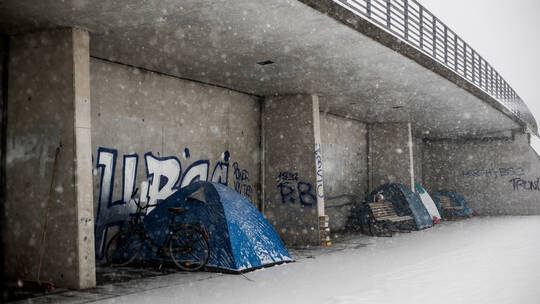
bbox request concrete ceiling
[0,0,520,138]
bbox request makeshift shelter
[366,183,433,229]
[432,190,473,217]
[141,181,293,273]
[414,183,442,221]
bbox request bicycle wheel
[105,230,143,267]
[169,226,209,271]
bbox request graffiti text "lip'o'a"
[94,147,233,259]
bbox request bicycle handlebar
[142,203,159,208]
[131,187,139,199]
[129,188,160,210]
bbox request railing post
[432,17,436,58]
[480,60,485,89]
[489,65,493,94]
[386,0,391,28]
[499,75,503,99]
[367,0,371,17]
[463,44,467,79]
[495,73,500,99]
[453,34,458,71]
[419,6,424,49]
[444,26,448,64]
[492,67,495,95]
[478,59,482,88]
[472,50,476,83]
[404,0,409,39]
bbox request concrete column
[4,28,95,289]
[263,94,325,246]
[368,122,415,191]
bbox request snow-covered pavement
[21,216,540,304]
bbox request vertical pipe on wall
[408,122,415,190]
[367,123,373,191]
[311,94,325,218]
[259,96,265,214]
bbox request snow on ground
[97,216,540,304]
[28,216,540,304]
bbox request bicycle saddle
[167,207,185,214]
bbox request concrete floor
[8,216,540,304]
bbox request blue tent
[141,181,293,272]
[366,183,433,229]
[432,190,473,217]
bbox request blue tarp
[366,183,433,229]
[141,181,292,272]
[432,190,473,217]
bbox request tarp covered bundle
[414,183,441,221]
[141,181,292,273]
[432,190,473,217]
[366,183,433,229]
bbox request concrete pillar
[368,122,415,191]
[263,94,326,246]
[4,28,95,289]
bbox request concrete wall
[90,59,261,259]
[368,122,414,190]
[320,113,367,232]
[4,29,95,289]
[263,95,323,246]
[423,133,540,215]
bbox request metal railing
[332,0,537,131]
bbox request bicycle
[105,189,210,271]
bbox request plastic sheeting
[414,183,442,220]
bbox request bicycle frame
[125,197,209,256]
[106,188,210,271]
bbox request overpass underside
[1,0,539,290]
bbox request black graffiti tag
[509,177,540,191]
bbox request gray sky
[419,0,540,124]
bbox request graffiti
[233,162,252,198]
[145,153,182,207]
[277,171,298,182]
[462,167,525,179]
[314,144,324,199]
[94,147,234,259]
[276,171,316,206]
[509,177,540,191]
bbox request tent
[414,183,441,221]
[432,190,473,217]
[366,183,433,229]
[141,181,293,273]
